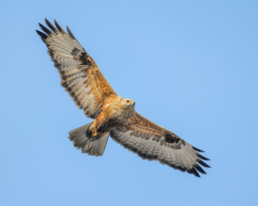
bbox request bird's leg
[92,128,97,137]
[89,120,98,137]
[88,112,108,138]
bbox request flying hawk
[36,19,210,177]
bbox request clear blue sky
[1,1,258,205]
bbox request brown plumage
[36,19,210,177]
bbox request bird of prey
[36,19,210,177]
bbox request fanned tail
[68,123,109,156]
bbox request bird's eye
[126,100,130,103]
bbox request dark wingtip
[66,26,78,41]
[54,19,66,34]
[188,168,200,178]
[193,146,204,152]
[36,30,48,39]
[38,23,53,36]
[194,164,207,174]
[45,18,58,34]
[44,18,50,26]
[197,158,211,168]
[197,153,210,161]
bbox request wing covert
[36,19,117,118]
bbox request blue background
[1,1,258,205]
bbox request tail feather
[68,123,109,156]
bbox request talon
[92,132,97,137]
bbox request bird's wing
[36,19,117,119]
[110,112,210,177]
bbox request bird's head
[122,99,135,108]
[121,98,136,110]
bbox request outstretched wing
[110,112,210,177]
[36,19,117,119]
